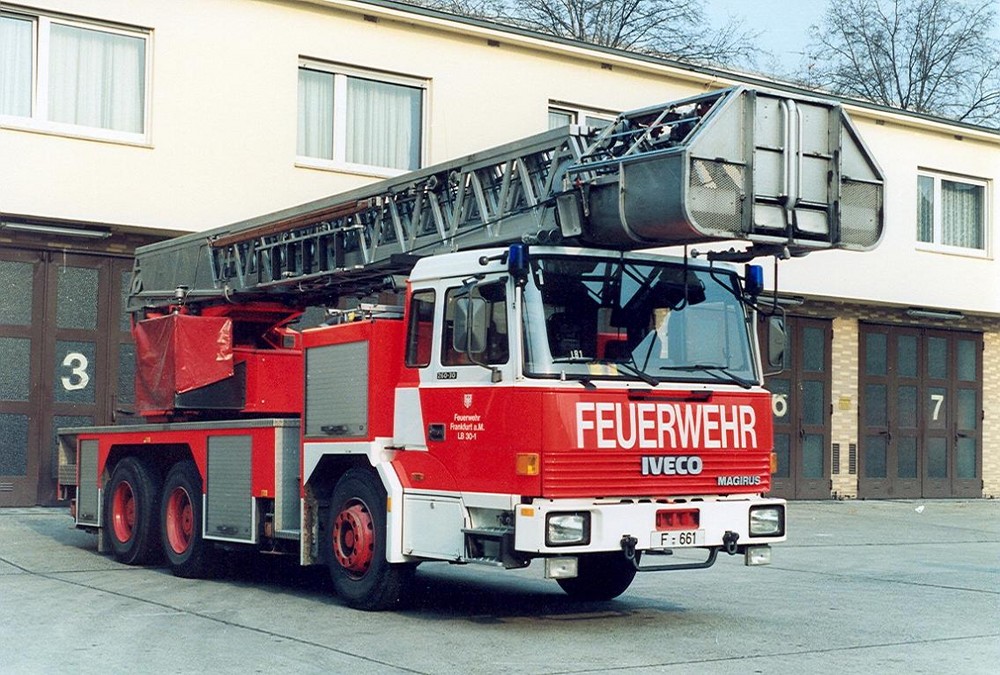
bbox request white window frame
[547,101,616,130]
[916,170,991,259]
[296,59,427,177]
[0,10,152,145]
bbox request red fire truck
[59,87,884,610]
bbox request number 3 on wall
[61,352,91,391]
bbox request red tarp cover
[134,314,233,412]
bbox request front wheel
[327,468,413,611]
[160,460,215,578]
[556,552,638,601]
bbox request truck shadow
[17,513,684,619]
[213,551,684,620]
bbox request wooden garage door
[765,317,833,500]
[0,250,46,505]
[859,324,982,499]
[0,249,134,506]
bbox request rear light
[656,508,699,530]
[770,452,778,474]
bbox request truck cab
[307,245,780,598]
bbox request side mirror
[453,297,487,353]
[766,315,787,370]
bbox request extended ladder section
[130,86,884,312]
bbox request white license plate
[650,529,705,548]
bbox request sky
[705,0,825,74]
[705,0,1000,76]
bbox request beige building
[1,0,997,505]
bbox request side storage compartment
[76,439,100,527]
[274,424,301,538]
[305,341,369,440]
[205,434,255,543]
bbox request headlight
[749,506,785,537]
[546,512,591,546]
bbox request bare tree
[410,0,760,67]
[802,0,1000,126]
[412,0,502,18]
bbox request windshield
[522,254,758,386]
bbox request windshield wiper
[659,364,756,390]
[552,357,657,386]
[613,359,659,386]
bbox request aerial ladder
[130,86,883,314]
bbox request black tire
[104,457,161,566]
[556,552,638,601]
[326,468,413,611]
[160,460,215,579]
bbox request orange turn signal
[515,453,540,476]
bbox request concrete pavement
[1,500,997,674]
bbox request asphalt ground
[0,499,997,674]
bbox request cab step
[462,526,528,569]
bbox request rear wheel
[104,457,160,565]
[160,460,215,578]
[556,552,637,601]
[327,468,413,611]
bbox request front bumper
[514,495,786,555]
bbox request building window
[917,172,987,252]
[297,61,424,174]
[0,12,149,141]
[548,103,615,130]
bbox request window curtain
[548,110,573,129]
[346,77,421,170]
[916,175,934,243]
[297,68,333,159]
[941,180,984,249]
[0,16,33,117]
[48,23,145,133]
[583,115,612,130]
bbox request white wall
[0,0,703,230]
[2,0,998,314]
[769,115,1000,314]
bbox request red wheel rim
[332,500,374,577]
[165,486,194,555]
[111,480,136,544]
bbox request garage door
[765,317,833,500]
[859,324,982,498]
[0,248,134,505]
